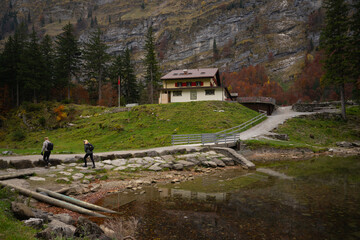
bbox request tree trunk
[98,69,102,103]
[67,73,71,100]
[33,89,37,103]
[340,83,347,120]
[16,79,19,107]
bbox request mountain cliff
[0,0,323,84]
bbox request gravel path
[240,106,317,140]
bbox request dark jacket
[84,143,93,154]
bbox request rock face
[1,0,323,82]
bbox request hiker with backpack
[41,137,53,167]
[83,140,95,168]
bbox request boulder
[274,134,289,141]
[186,157,200,165]
[111,159,127,166]
[177,160,195,168]
[11,202,35,220]
[72,173,85,181]
[221,158,235,166]
[29,176,46,181]
[146,151,158,157]
[114,166,128,171]
[103,165,114,170]
[0,159,9,169]
[173,163,184,171]
[37,219,76,239]
[352,141,360,147]
[148,164,162,171]
[23,218,44,229]
[127,164,142,168]
[49,158,62,166]
[160,163,173,169]
[32,209,51,223]
[133,152,146,158]
[336,141,353,148]
[74,216,107,239]
[210,158,226,167]
[102,160,112,164]
[10,160,34,169]
[161,155,175,162]
[52,213,75,225]
[90,184,101,192]
[115,153,133,159]
[202,161,217,168]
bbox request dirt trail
[239,106,319,140]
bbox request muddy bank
[243,146,360,162]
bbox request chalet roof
[161,68,219,80]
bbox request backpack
[47,142,54,151]
[89,143,94,151]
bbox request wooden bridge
[237,97,277,115]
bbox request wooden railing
[171,112,267,145]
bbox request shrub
[38,116,46,127]
[11,129,26,141]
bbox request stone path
[0,149,243,192]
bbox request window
[196,81,203,86]
[205,89,215,95]
[186,82,192,87]
[173,91,182,96]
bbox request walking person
[83,140,95,168]
[41,137,53,167]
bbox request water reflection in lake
[97,158,360,240]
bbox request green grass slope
[245,106,360,150]
[0,101,260,155]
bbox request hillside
[0,0,323,84]
[0,101,260,154]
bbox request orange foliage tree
[222,64,285,103]
[287,52,325,103]
[98,83,117,106]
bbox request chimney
[183,69,188,75]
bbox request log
[37,187,117,214]
[0,181,107,218]
[0,172,35,180]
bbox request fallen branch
[37,187,118,214]
[0,181,107,218]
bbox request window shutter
[191,82,196,86]
[175,83,178,87]
[182,82,186,86]
[200,82,204,86]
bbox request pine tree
[122,48,139,104]
[55,23,81,100]
[320,0,350,119]
[144,26,161,104]
[82,28,110,104]
[20,27,44,103]
[1,23,28,106]
[40,35,55,100]
[350,1,360,101]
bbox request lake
[97,156,360,239]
